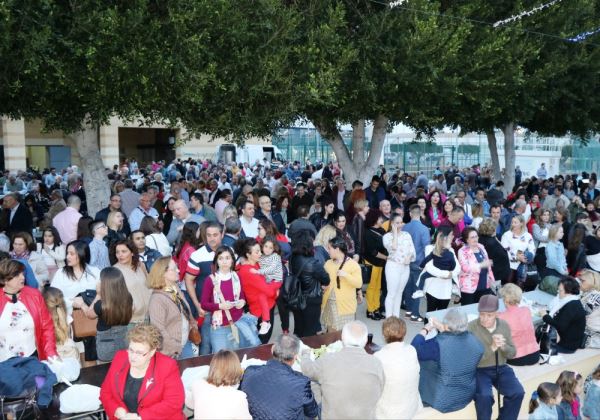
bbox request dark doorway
[118,128,176,166]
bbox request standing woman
[10,232,49,287]
[0,259,58,362]
[427,190,444,230]
[332,210,359,262]
[161,197,177,236]
[350,199,369,257]
[321,237,363,332]
[383,214,415,318]
[140,215,172,257]
[173,222,200,285]
[363,209,388,320]
[106,211,127,249]
[275,195,289,227]
[235,239,280,343]
[501,215,535,284]
[147,257,197,359]
[289,231,330,337]
[421,227,459,314]
[111,240,151,327]
[73,267,133,362]
[39,226,66,282]
[309,196,335,231]
[532,208,552,268]
[202,247,260,352]
[457,227,495,305]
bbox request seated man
[300,321,385,419]
[241,334,318,420]
[468,295,525,420]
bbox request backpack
[281,259,308,311]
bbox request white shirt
[0,300,36,362]
[50,266,101,315]
[337,190,345,210]
[9,204,19,224]
[240,216,259,238]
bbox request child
[557,370,584,420]
[89,220,111,270]
[251,236,283,334]
[412,230,456,301]
[583,365,600,420]
[528,382,562,420]
[42,287,81,365]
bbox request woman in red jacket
[234,238,280,343]
[0,259,58,362]
[100,324,185,420]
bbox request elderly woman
[186,350,251,419]
[313,225,338,266]
[542,276,587,354]
[375,317,422,419]
[478,218,511,284]
[458,227,495,305]
[0,259,58,362]
[497,284,540,365]
[100,324,185,420]
[410,309,484,413]
[579,269,600,348]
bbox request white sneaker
[259,321,271,335]
[412,290,425,299]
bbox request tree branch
[311,117,352,164]
[365,114,389,168]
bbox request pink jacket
[497,305,539,358]
[457,245,495,294]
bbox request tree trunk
[351,119,365,165]
[486,129,503,183]
[312,115,388,186]
[502,122,516,193]
[69,123,111,218]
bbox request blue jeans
[210,325,239,353]
[236,313,261,348]
[474,365,524,420]
[200,314,212,355]
[179,340,194,360]
[404,263,422,317]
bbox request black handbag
[360,262,372,284]
[535,322,557,355]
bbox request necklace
[4,290,20,303]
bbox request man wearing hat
[467,295,525,420]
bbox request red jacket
[0,286,57,361]
[237,263,281,318]
[100,350,185,420]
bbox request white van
[215,143,284,166]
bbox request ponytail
[529,382,561,414]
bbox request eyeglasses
[94,224,107,230]
[127,348,150,357]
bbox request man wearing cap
[468,295,524,420]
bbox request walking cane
[495,349,502,418]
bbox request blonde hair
[107,211,123,230]
[314,225,338,248]
[207,350,243,387]
[580,269,600,291]
[548,223,563,242]
[146,256,172,290]
[478,218,498,237]
[500,283,522,306]
[128,324,162,350]
[353,199,369,212]
[471,203,484,219]
[222,205,238,221]
[43,287,70,346]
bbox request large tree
[442,0,600,190]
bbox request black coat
[543,300,587,351]
[289,254,330,299]
[363,227,387,267]
[479,235,511,283]
[3,204,33,236]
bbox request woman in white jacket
[10,231,49,287]
[375,317,422,419]
[38,227,66,282]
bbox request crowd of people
[1,158,600,418]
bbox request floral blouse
[383,231,416,264]
[0,301,36,362]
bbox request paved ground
[269,291,434,346]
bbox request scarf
[210,271,241,329]
[549,294,580,317]
[10,250,30,260]
[163,285,191,319]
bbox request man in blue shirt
[402,204,431,322]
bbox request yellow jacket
[322,258,363,316]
